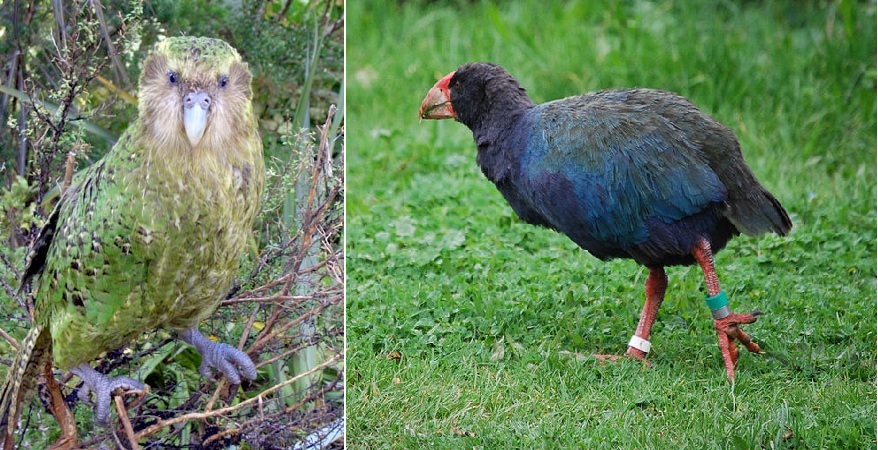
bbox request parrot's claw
[71,364,146,425]
[180,328,257,385]
[714,311,763,380]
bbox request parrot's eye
[168,71,179,85]
[218,75,229,89]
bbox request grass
[346,1,876,448]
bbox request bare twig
[223,286,343,305]
[0,328,21,352]
[201,376,343,447]
[113,395,140,450]
[62,149,77,194]
[132,353,342,440]
[90,0,131,90]
[320,104,336,177]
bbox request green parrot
[0,36,264,446]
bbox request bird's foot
[180,328,257,385]
[714,310,763,380]
[70,364,147,425]
[593,346,651,365]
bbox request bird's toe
[71,364,145,425]
[714,312,762,354]
[199,342,257,384]
[714,310,765,381]
[181,327,257,385]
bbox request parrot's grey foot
[70,364,146,425]
[180,328,257,385]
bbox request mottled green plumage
[1,36,263,446]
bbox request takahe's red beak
[419,71,456,120]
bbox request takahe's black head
[420,63,534,133]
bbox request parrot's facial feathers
[138,37,254,156]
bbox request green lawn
[346,1,876,448]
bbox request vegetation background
[347,0,875,448]
[0,0,343,448]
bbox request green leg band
[706,291,731,319]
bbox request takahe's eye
[219,75,229,89]
[168,71,179,85]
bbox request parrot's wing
[20,193,68,292]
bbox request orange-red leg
[692,239,762,380]
[625,267,668,359]
[594,267,667,363]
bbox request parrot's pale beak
[183,91,211,146]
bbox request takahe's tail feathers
[726,188,792,237]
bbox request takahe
[419,62,791,380]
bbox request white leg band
[628,335,651,353]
